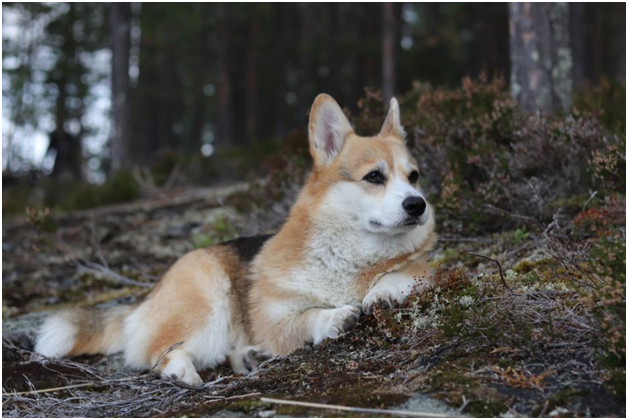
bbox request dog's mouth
[368,208,429,232]
[399,208,430,228]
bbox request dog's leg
[254,301,361,354]
[362,259,432,314]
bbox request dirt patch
[3,361,92,394]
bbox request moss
[465,399,508,417]
[426,363,476,392]
[549,194,593,216]
[192,215,238,248]
[62,171,140,211]
[512,258,552,276]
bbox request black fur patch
[222,234,273,263]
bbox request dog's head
[306,94,433,236]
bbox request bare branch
[260,397,448,418]
[465,252,511,291]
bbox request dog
[35,94,437,385]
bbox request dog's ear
[308,94,354,168]
[379,97,406,140]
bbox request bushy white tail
[35,306,134,358]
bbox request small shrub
[67,171,140,210]
[25,206,58,233]
[192,215,238,248]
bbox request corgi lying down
[36,94,437,385]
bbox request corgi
[35,94,437,385]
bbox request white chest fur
[286,219,430,307]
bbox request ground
[2,184,625,417]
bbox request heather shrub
[351,77,625,235]
[573,78,626,133]
[572,199,626,396]
[239,77,625,238]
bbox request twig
[205,392,261,401]
[538,399,550,418]
[150,341,185,373]
[582,191,598,211]
[164,163,182,190]
[132,166,162,197]
[465,252,511,291]
[54,227,153,288]
[90,218,109,269]
[75,261,153,288]
[484,204,542,226]
[1,378,136,397]
[439,236,491,243]
[457,395,469,413]
[260,397,449,418]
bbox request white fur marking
[310,305,360,345]
[161,350,202,385]
[35,314,78,358]
[363,272,416,311]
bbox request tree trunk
[246,17,259,143]
[272,4,289,138]
[49,3,82,181]
[215,7,232,149]
[110,2,132,172]
[189,21,209,156]
[569,2,587,88]
[616,3,626,81]
[382,2,396,102]
[133,5,159,165]
[508,2,572,113]
[297,3,315,125]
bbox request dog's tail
[35,305,135,358]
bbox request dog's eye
[408,170,419,184]
[363,170,386,185]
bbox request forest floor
[2,183,625,417]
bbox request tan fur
[36,94,437,384]
[144,251,213,363]
[67,306,132,356]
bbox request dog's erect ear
[308,94,354,168]
[379,97,406,140]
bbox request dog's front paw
[311,305,360,345]
[362,272,416,314]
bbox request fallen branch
[75,261,154,288]
[205,392,261,401]
[260,397,449,418]
[439,236,491,243]
[484,204,542,226]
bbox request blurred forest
[2,4,626,417]
[2,2,626,214]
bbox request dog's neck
[305,204,429,274]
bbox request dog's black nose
[402,196,426,217]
